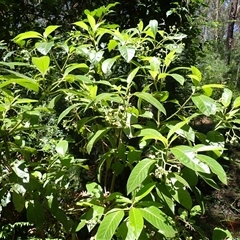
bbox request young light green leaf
[140,206,176,238]
[32,56,50,76]
[137,128,168,147]
[87,14,96,32]
[57,103,81,124]
[168,73,185,85]
[56,140,68,156]
[108,39,118,52]
[192,94,217,116]
[171,145,210,173]
[164,50,176,68]
[129,208,143,239]
[74,21,89,31]
[87,128,111,154]
[119,45,135,63]
[127,159,156,195]
[127,67,139,86]
[197,154,227,185]
[221,88,232,107]
[191,66,202,82]
[149,20,158,38]
[233,96,240,109]
[167,120,188,140]
[43,25,60,38]
[35,41,54,55]
[134,92,166,115]
[96,209,124,240]
[14,31,42,42]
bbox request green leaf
[221,88,232,107]
[12,160,29,183]
[102,56,119,74]
[119,45,135,63]
[35,41,54,55]
[191,66,202,82]
[74,21,89,31]
[167,120,188,140]
[129,208,143,239]
[43,25,60,38]
[64,63,89,76]
[212,227,232,240]
[108,39,118,52]
[233,96,240,109]
[127,67,139,86]
[140,206,176,237]
[164,50,176,68]
[134,92,166,115]
[137,128,168,147]
[14,31,42,42]
[127,159,156,195]
[96,209,124,240]
[0,77,38,92]
[56,140,68,156]
[135,182,156,202]
[32,56,50,76]
[57,103,81,124]
[12,191,25,212]
[87,128,111,154]
[171,146,210,173]
[169,73,185,85]
[166,176,192,209]
[149,20,158,38]
[197,154,227,184]
[87,14,96,32]
[192,94,217,116]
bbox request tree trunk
[226,0,239,64]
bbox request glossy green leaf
[212,227,232,240]
[87,14,96,31]
[102,56,118,74]
[164,50,176,68]
[14,31,42,42]
[192,94,217,116]
[87,128,111,154]
[35,41,54,55]
[191,66,202,82]
[119,45,135,63]
[108,39,118,52]
[43,25,60,38]
[129,208,143,239]
[127,67,139,86]
[12,191,25,212]
[233,96,240,109]
[64,63,89,76]
[56,140,68,156]
[149,20,158,37]
[167,120,188,140]
[74,21,89,31]
[134,92,166,115]
[137,128,168,147]
[140,206,176,237]
[135,182,156,202]
[169,73,185,85]
[127,159,156,195]
[57,103,81,124]
[32,56,50,76]
[96,209,124,240]
[12,160,29,183]
[221,88,232,107]
[197,154,227,184]
[171,145,210,173]
[167,176,192,209]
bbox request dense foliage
[0,2,240,240]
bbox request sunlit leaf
[32,56,50,76]
[221,88,232,107]
[129,208,143,239]
[43,25,60,38]
[140,206,176,237]
[119,45,135,62]
[56,140,68,156]
[127,158,156,195]
[35,41,54,55]
[96,209,124,240]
